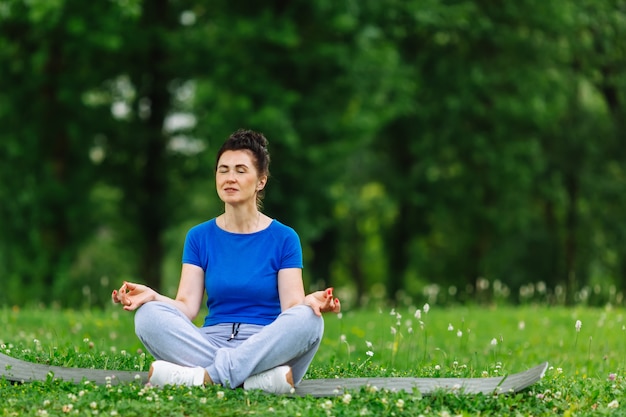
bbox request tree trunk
[564,173,579,305]
[41,33,70,300]
[133,0,171,291]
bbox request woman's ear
[257,176,267,190]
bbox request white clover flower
[448,323,454,331]
[414,309,421,320]
[575,320,582,332]
[366,351,374,357]
[491,338,498,346]
[90,402,98,409]
[365,341,373,349]
[340,334,347,343]
[435,365,441,370]
[396,399,405,408]
[608,400,619,409]
[200,397,207,404]
[423,303,430,314]
[391,327,397,335]
[217,391,225,399]
[457,330,463,338]
[342,393,352,404]
[518,321,525,330]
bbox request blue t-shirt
[182,218,303,326]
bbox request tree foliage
[0,0,625,307]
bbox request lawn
[1,303,624,416]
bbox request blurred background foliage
[0,0,625,308]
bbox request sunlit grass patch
[319,304,626,378]
[0,306,146,371]
[1,304,625,416]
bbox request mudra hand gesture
[304,288,341,316]
[112,281,157,311]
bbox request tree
[188,0,396,289]
[0,0,131,305]
[371,0,587,301]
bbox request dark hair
[215,129,271,206]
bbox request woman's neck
[220,208,262,234]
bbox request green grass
[1,304,625,416]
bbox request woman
[112,129,340,394]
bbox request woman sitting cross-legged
[112,129,340,394]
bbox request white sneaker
[243,366,294,394]
[148,360,206,387]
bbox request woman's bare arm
[112,263,205,321]
[277,268,341,316]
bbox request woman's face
[216,150,266,206]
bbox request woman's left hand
[304,288,341,317]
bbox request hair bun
[233,128,268,148]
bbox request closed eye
[217,164,249,174]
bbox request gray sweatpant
[134,302,324,388]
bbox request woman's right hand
[112,281,156,311]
